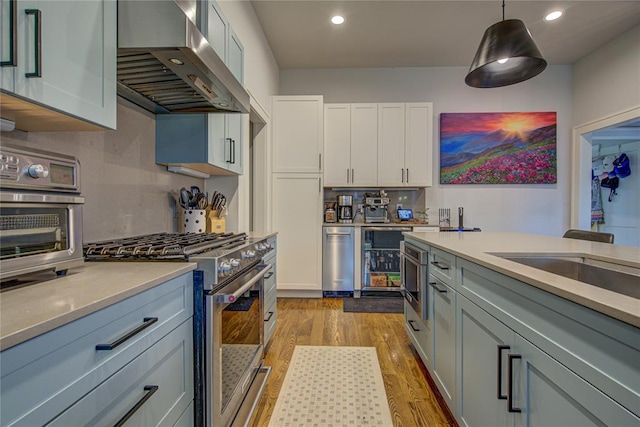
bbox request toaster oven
[0,145,84,280]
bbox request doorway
[248,96,270,233]
[571,107,640,246]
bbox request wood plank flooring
[249,298,458,427]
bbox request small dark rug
[342,297,404,313]
[224,296,256,311]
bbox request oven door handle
[215,264,272,304]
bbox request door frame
[248,90,271,232]
[570,105,640,229]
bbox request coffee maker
[337,195,353,223]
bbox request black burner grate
[84,232,248,261]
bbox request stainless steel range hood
[117,0,249,114]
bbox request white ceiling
[250,0,640,69]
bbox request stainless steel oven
[0,145,83,280]
[400,241,429,319]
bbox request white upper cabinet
[324,103,378,187]
[378,102,433,187]
[0,0,116,131]
[272,95,324,174]
[378,103,406,186]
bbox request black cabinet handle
[507,354,522,413]
[264,311,274,322]
[264,272,274,279]
[25,9,41,78]
[429,281,447,293]
[113,385,159,427]
[497,345,510,400]
[408,320,420,332]
[1,0,17,66]
[96,317,158,351]
[225,138,232,163]
[430,261,449,271]
[231,139,236,164]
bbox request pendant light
[465,0,547,88]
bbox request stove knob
[230,258,240,267]
[242,250,256,259]
[218,261,231,272]
[263,242,272,250]
[255,243,265,251]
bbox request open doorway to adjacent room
[248,97,269,233]
[572,107,640,247]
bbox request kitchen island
[402,231,639,426]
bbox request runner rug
[268,345,393,426]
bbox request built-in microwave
[400,241,429,319]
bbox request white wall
[573,25,640,127]
[280,66,573,235]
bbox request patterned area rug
[268,346,393,426]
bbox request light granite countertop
[404,231,640,327]
[0,262,197,351]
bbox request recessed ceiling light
[169,58,184,65]
[497,58,509,64]
[331,15,345,25]
[545,10,563,21]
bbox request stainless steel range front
[84,232,274,427]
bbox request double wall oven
[84,232,275,427]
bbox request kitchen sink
[494,255,640,299]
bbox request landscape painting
[440,112,557,184]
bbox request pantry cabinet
[272,173,323,292]
[324,103,378,187]
[0,0,116,130]
[272,95,324,174]
[378,103,433,187]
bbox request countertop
[404,231,640,327]
[0,262,197,351]
[247,231,279,240]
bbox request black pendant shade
[465,19,547,88]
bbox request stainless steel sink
[495,255,640,299]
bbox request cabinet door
[431,277,457,412]
[405,103,433,187]
[1,0,16,91]
[377,103,405,186]
[324,104,351,187]
[12,0,116,129]
[225,113,243,175]
[272,96,324,173]
[227,26,243,84]
[404,297,432,367]
[457,296,514,427]
[513,335,639,427]
[272,174,323,291]
[207,113,229,169]
[350,104,378,186]
[203,0,227,61]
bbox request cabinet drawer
[404,300,431,366]
[430,247,455,287]
[1,274,193,427]
[264,299,277,346]
[47,319,194,427]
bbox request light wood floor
[250,298,457,427]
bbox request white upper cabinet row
[324,102,433,187]
[0,0,117,131]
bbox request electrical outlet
[396,203,403,210]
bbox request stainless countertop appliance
[337,195,353,224]
[364,196,390,224]
[84,232,275,427]
[0,145,84,281]
[322,226,354,296]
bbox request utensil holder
[183,209,207,233]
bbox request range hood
[117,0,249,114]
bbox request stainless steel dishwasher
[322,226,355,296]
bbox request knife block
[207,210,226,233]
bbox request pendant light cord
[502,0,505,21]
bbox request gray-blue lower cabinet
[0,273,194,427]
[457,295,639,427]
[404,298,432,366]
[430,275,456,413]
[263,237,278,346]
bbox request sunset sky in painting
[440,112,557,137]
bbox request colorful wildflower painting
[440,112,557,184]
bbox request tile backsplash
[0,100,202,242]
[323,188,428,222]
